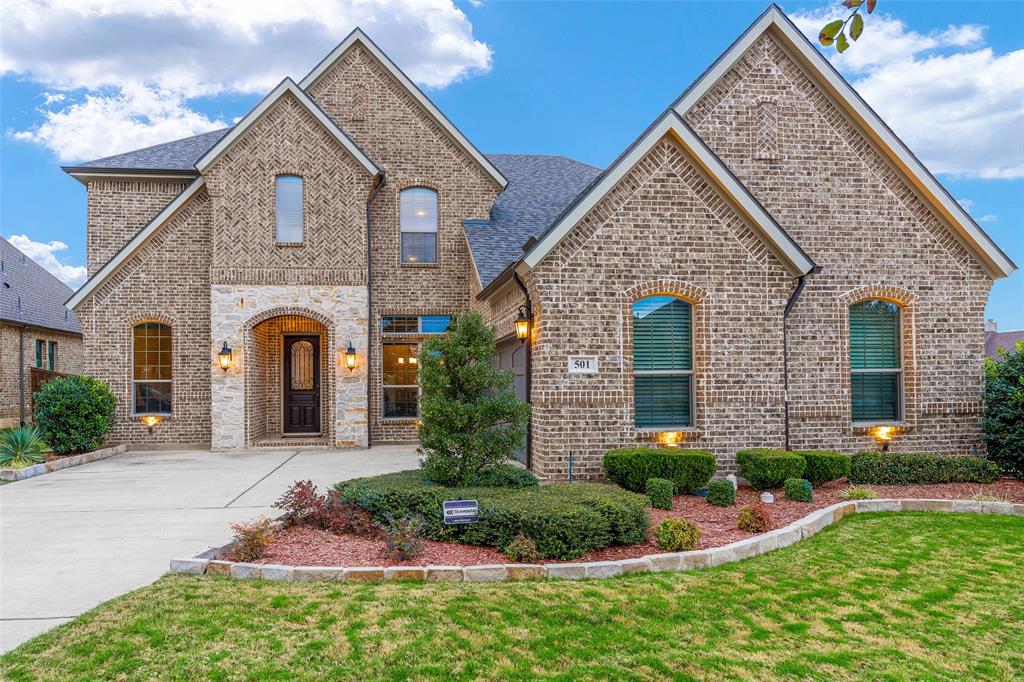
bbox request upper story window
[633,295,693,429]
[381,315,451,335]
[849,299,902,422]
[400,188,438,264]
[133,322,172,415]
[275,175,304,244]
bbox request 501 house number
[567,356,598,374]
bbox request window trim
[632,295,695,430]
[849,299,904,424]
[131,322,173,417]
[47,340,57,371]
[399,187,439,265]
[274,174,305,245]
[381,341,420,421]
[34,339,44,369]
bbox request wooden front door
[283,335,320,434]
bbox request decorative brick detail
[752,98,780,160]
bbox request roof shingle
[1,237,81,334]
[67,128,228,173]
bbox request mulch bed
[243,478,1024,568]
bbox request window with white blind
[633,295,693,429]
[399,188,438,264]
[275,175,304,243]
[849,299,902,422]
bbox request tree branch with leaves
[820,0,878,53]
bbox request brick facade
[0,323,82,427]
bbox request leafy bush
[418,312,531,487]
[736,449,806,490]
[984,342,1024,478]
[849,452,1001,485]
[841,485,878,500]
[274,480,324,523]
[783,478,813,503]
[230,517,275,562]
[737,505,772,533]
[274,480,379,537]
[337,470,649,560]
[503,533,539,563]
[472,463,538,489]
[646,477,674,510]
[381,515,425,560]
[603,448,716,494]
[795,451,851,487]
[706,478,736,507]
[0,427,48,469]
[34,375,116,454]
[655,518,701,552]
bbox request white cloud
[957,198,998,224]
[792,8,1024,179]
[5,234,87,288]
[1,0,492,161]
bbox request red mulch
[243,478,1024,568]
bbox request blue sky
[2,1,1021,326]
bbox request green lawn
[4,512,1023,681]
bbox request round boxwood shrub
[337,470,649,560]
[34,375,116,454]
[783,478,813,503]
[646,477,674,510]
[984,342,1024,478]
[794,451,850,487]
[706,478,735,507]
[849,452,1000,485]
[736,449,806,490]
[603,447,716,494]
[654,518,700,552]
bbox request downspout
[19,325,26,426]
[512,270,533,470]
[365,171,386,449]
[783,266,820,451]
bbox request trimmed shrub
[0,426,48,469]
[655,518,701,552]
[472,463,539,489]
[984,343,1024,478]
[706,478,736,507]
[783,478,813,503]
[849,452,1001,485]
[736,449,806,490]
[795,451,851,487]
[737,505,772,533]
[603,448,716,494]
[381,515,425,560]
[337,470,649,560]
[646,477,674,510]
[230,517,275,562]
[503,533,539,563]
[841,485,878,500]
[34,375,116,454]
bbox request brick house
[1,237,83,428]
[64,6,1015,477]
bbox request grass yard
[3,512,1023,681]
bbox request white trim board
[300,29,508,190]
[195,78,379,176]
[522,110,816,277]
[672,4,1015,279]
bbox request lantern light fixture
[515,306,531,342]
[142,415,161,434]
[344,342,357,371]
[870,425,895,452]
[217,342,233,371]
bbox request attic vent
[351,84,367,122]
[753,99,780,161]
[17,296,22,310]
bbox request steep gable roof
[672,4,1015,279]
[64,129,227,179]
[300,28,508,189]
[1,237,81,334]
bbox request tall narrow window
[400,188,438,264]
[47,341,57,371]
[382,343,419,418]
[275,175,304,243]
[633,296,693,428]
[850,299,902,422]
[133,322,172,415]
[34,340,44,368]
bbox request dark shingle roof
[986,330,1024,359]
[67,128,229,173]
[0,237,81,334]
[467,154,602,287]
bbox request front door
[496,337,527,464]
[283,335,320,434]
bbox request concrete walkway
[0,445,419,652]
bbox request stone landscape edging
[168,498,1024,582]
[0,444,128,481]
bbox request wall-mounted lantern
[870,425,895,452]
[658,431,684,448]
[515,306,531,342]
[217,342,233,372]
[142,415,161,434]
[345,342,358,372]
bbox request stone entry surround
[210,285,369,449]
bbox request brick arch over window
[621,281,710,440]
[838,286,918,431]
[123,315,177,422]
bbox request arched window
[133,322,172,415]
[849,299,902,422]
[633,295,693,428]
[275,175,304,243]
[400,187,438,264]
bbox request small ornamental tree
[34,375,116,454]
[418,312,531,486]
[983,342,1024,478]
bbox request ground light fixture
[515,306,530,342]
[345,343,357,371]
[870,425,895,452]
[217,342,233,371]
[142,415,161,434]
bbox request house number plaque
[567,356,598,374]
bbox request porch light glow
[142,415,161,434]
[658,431,683,447]
[871,425,895,452]
[217,342,233,371]
[344,343,357,371]
[515,306,530,342]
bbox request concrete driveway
[0,445,419,652]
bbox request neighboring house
[984,320,1024,360]
[63,6,1016,477]
[0,237,83,428]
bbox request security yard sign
[443,500,479,525]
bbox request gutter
[19,325,26,426]
[365,171,387,448]
[512,271,533,470]
[783,266,821,451]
